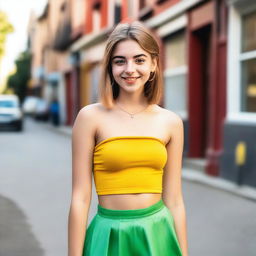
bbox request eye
[113,59,125,65]
[135,58,145,64]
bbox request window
[240,10,256,112]
[165,31,186,69]
[242,11,256,52]
[163,30,187,118]
[139,0,147,10]
[90,64,101,103]
[92,4,101,32]
[114,0,121,24]
[156,0,168,5]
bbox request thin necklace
[116,102,150,119]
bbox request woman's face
[111,39,156,93]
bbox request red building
[67,0,256,188]
[141,0,228,177]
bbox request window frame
[227,5,256,124]
[163,28,188,119]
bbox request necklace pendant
[130,115,134,118]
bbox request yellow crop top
[93,136,168,195]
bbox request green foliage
[0,10,14,59]
[6,51,31,103]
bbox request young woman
[68,21,188,256]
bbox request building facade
[28,0,256,188]
[220,0,256,187]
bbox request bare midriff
[98,193,162,210]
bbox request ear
[151,57,157,72]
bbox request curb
[182,168,256,202]
[55,126,72,136]
[43,123,72,137]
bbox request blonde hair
[99,21,163,109]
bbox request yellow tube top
[93,136,167,195]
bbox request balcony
[52,19,72,51]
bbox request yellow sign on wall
[235,142,246,166]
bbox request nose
[125,60,135,74]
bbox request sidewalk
[48,123,256,202]
[182,168,256,202]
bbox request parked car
[22,96,40,116]
[0,94,23,131]
[34,98,50,121]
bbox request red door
[188,25,212,158]
[187,0,227,176]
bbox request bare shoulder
[73,102,104,124]
[71,103,99,136]
[155,105,183,124]
[77,102,102,117]
[155,105,184,138]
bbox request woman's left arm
[162,112,189,256]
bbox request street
[0,118,255,256]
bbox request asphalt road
[0,117,255,256]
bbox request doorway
[188,25,212,157]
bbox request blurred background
[0,0,256,255]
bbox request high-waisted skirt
[82,199,182,256]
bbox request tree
[0,10,14,61]
[5,51,31,103]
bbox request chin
[122,87,144,94]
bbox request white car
[22,96,40,115]
[34,98,50,121]
[0,94,23,131]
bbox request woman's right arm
[68,105,97,256]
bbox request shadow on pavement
[0,194,45,256]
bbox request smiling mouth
[121,76,141,81]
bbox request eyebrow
[112,54,148,60]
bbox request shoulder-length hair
[99,21,163,109]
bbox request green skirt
[82,199,182,256]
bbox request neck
[115,90,149,110]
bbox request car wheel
[16,121,23,131]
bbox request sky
[0,0,47,91]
